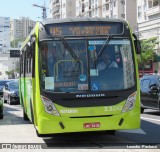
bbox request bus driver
[97,49,118,72]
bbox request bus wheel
[105,130,116,135]
[23,109,29,121]
[36,130,47,137]
[30,99,34,124]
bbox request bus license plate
[83,122,100,128]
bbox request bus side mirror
[133,33,141,54]
[134,39,141,54]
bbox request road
[0,104,160,151]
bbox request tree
[5,70,14,79]
[11,38,25,48]
[137,37,159,69]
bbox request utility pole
[33,0,48,20]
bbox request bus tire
[21,93,29,121]
[105,130,116,135]
[23,108,29,121]
[30,99,34,124]
[36,129,47,137]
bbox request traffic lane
[1,104,133,147]
[116,109,160,144]
[1,104,160,149]
[0,104,44,143]
[42,131,132,149]
[0,103,29,125]
[141,109,160,125]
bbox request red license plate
[83,122,100,128]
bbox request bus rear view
[20,18,141,136]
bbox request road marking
[118,129,146,134]
[141,116,160,122]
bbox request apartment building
[76,0,102,17]
[101,0,137,31]
[49,0,137,31]
[137,0,160,53]
[0,17,10,53]
[50,0,76,19]
[10,17,36,42]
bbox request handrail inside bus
[54,60,83,81]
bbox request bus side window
[20,51,25,77]
[26,43,35,76]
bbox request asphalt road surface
[0,104,160,151]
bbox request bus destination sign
[46,22,123,36]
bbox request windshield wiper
[60,36,80,61]
[39,22,80,62]
[95,35,113,63]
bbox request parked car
[0,80,10,97]
[3,79,19,105]
[0,79,11,119]
[140,74,160,113]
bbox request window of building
[153,0,158,7]
[138,6,142,18]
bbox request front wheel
[105,130,116,135]
[23,109,29,121]
[36,129,47,137]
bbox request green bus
[19,18,141,136]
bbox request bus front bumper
[36,106,140,134]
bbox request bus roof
[42,17,128,25]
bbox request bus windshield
[40,38,135,92]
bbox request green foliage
[5,70,14,79]
[11,38,25,48]
[137,37,159,66]
[5,68,19,79]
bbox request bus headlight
[122,92,137,113]
[41,95,60,116]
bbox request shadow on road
[42,131,133,148]
[116,119,160,144]
[0,103,30,125]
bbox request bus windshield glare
[40,38,135,92]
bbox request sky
[0,0,49,21]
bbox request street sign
[10,49,20,58]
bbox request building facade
[10,17,36,42]
[137,0,160,54]
[50,0,76,19]
[0,17,10,53]
[49,0,137,31]
[76,0,102,17]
